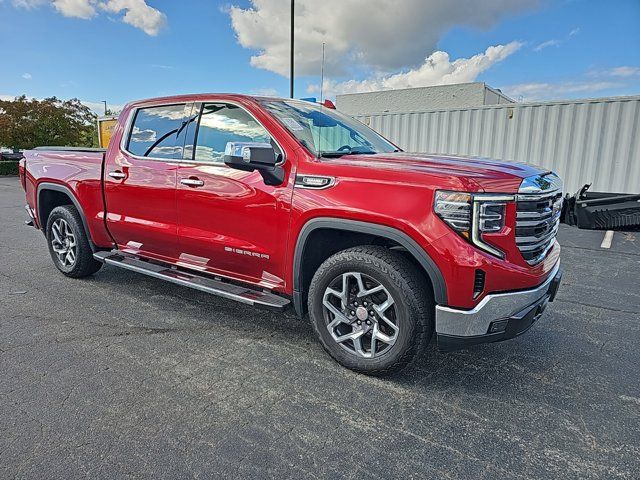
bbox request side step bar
[93,251,290,311]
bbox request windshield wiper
[319,149,377,158]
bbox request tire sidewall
[46,205,97,277]
[309,253,420,373]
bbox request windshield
[263,100,398,157]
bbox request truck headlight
[434,190,515,258]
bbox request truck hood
[330,152,551,192]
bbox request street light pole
[290,0,294,98]
[320,42,325,104]
[102,100,108,116]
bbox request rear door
[175,101,294,289]
[104,103,193,262]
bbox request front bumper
[436,263,562,351]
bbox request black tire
[308,246,433,375]
[46,205,102,278]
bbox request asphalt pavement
[1,176,639,479]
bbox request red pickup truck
[19,93,562,374]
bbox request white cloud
[308,42,522,97]
[532,28,581,53]
[587,66,640,79]
[228,0,537,77]
[22,73,32,80]
[10,0,166,35]
[250,87,279,97]
[505,81,620,101]
[99,0,166,36]
[533,39,560,52]
[131,126,156,143]
[608,66,640,77]
[53,0,96,19]
[11,0,47,8]
[81,100,124,114]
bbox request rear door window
[126,104,188,159]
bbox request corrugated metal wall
[355,96,640,194]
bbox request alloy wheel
[322,272,399,359]
[50,218,77,267]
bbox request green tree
[0,95,98,151]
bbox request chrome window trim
[119,99,287,167]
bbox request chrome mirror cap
[224,141,273,162]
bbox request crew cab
[19,94,563,374]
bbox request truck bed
[22,147,112,248]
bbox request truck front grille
[515,191,563,265]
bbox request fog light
[488,319,508,334]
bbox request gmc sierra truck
[19,94,563,375]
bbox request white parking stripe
[600,230,614,249]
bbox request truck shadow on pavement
[85,264,566,399]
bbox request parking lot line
[600,230,614,249]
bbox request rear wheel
[308,246,433,375]
[46,205,102,278]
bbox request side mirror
[223,142,285,186]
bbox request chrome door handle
[108,171,126,179]
[180,178,205,187]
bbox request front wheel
[308,246,433,375]
[46,205,102,278]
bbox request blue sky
[1,0,638,112]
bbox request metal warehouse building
[337,86,640,195]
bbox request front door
[175,102,293,290]
[104,103,192,262]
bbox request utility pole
[320,42,325,104]
[102,100,108,116]
[290,0,294,98]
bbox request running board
[93,251,290,311]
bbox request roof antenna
[320,42,326,104]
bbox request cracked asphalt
[1,175,639,479]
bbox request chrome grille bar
[515,173,563,265]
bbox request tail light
[434,190,515,258]
[19,157,26,189]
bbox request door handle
[181,178,205,187]
[108,170,126,180]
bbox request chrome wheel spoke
[352,335,368,357]
[51,224,63,244]
[375,310,399,335]
[372,324,396,345]
[334,328,364,344]
[325,284,348,310]
[375,296,394,313]
[352,272,382,298]
[323,299,351,327]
